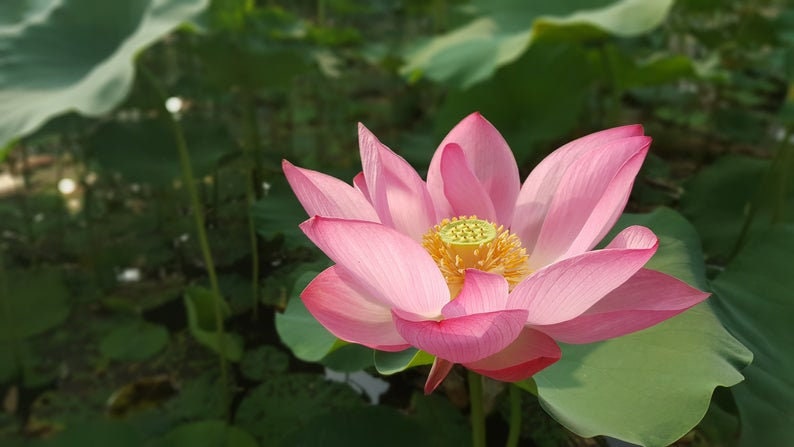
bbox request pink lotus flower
[283,112,709,393]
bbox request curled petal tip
[424,357,454,394]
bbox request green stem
[15,144,36,254]
[139,66,229,412]
[77,144,102,287]
[730,126,792,259]
[772,128,792,224]
[468,371,486,447]
[245,170,260,319]
[505,385,522,447]
[317,0,326,25]
[241,92,262,319]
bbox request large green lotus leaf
[402,0,674,88]
[0,268,70,342]
[0,0,209,152]
[710,226,794,447]
[534,208,751,447]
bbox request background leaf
[239,345,289,380]
[279,405,432,447]
[152,420,258,447]
[434,40,595,164]
[99,319,169,361]
[251,180,312,246]
[89,118,229,185]
[234,373,364,446]
[402,0,674,88]
[710,225,794,447]
[680,155,771,260]
[183,286,243,362]
[0,0,210,152]
[35,418,144,447]
[0,268,70,342]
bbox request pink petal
[283,160,379,222]
[436,143,498,222]
[533,268,710,343]
[302,266,410,351]
[299,216,449,318]
[441,269,509,318]
[359,123,437,240]
[465,328,561,382]
[352,172,370,201]
[393,309,529,364]
[512,125,645,257]
[527,136,651,268]
[424,358,455,394]
[427,112,520,225]
[511,225,658,326]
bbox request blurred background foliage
[0,0,792,446]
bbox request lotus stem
[468,370,487,447]
[139,66,229,414]
[505,384,522,447]
[731,126,792,259]
[242,92,261,319]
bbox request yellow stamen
[422,216,530,299]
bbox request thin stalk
[317,0,326,26]
[730,192,758,261]
[730,127,791,259]
[241,92,262,319]
[139,67,229,412]
[0,250,12,343]
[468,371,486,447]
[772,128,792,224]
[15,144,35,252]
[77,143,102,286]
[505,385,522,447]
[245,170,260,319]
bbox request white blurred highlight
[58,178,77,194]
[165,96,183,113]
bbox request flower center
[422,216,530,298]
